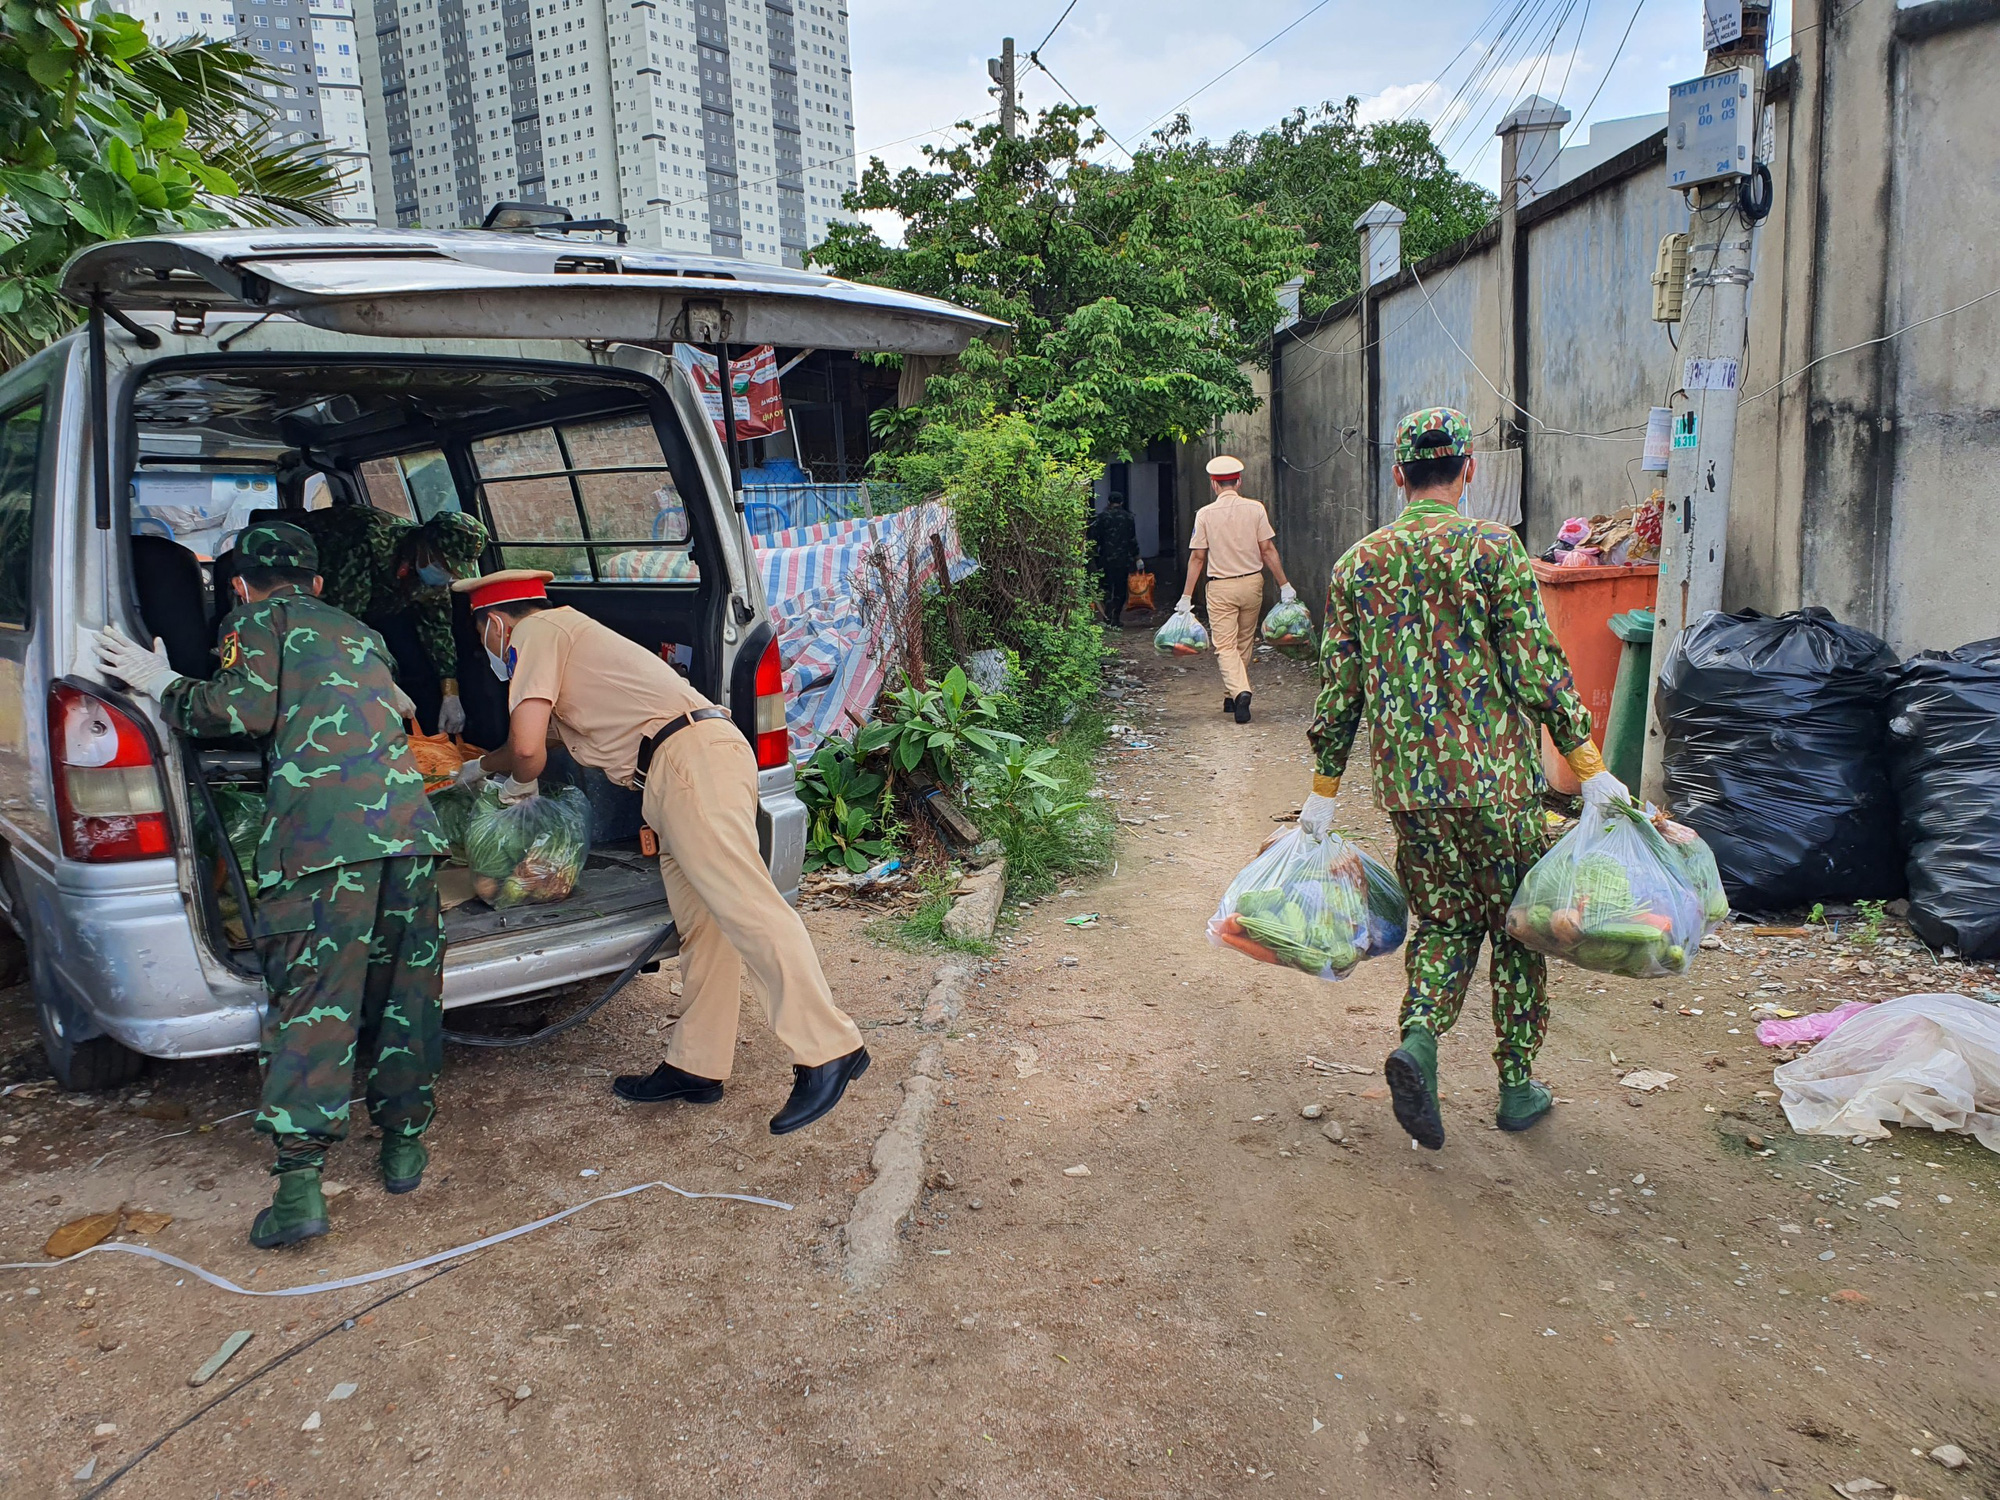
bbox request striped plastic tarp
[751,500,976,759]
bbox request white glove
[1279,584,1297,605]
[1174,597,1194,614]
[1298,791,1337,838]
[437,693,466,736]
[1581,770,1631,809]
[497,775,539,807]
[454,758,488,790]
[386,681,418,724]
[93,624,181,701]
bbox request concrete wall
[1519,136,1688,552]
[1174,0,2000,657]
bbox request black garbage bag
[1886,639,2000,957]
[1658,607,1902,911]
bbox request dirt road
[2,636,1996,1499]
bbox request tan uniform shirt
[507,606,712,787]
[1189,491,1275,579]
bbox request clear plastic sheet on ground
[1260,598,1316,659]
[464,783,592,909]
[1209,828,1406,981]
[1154,610,1210,656]
[1505,800,1719,977]
[1772,993,2000,1150]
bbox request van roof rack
[481,201,629,244]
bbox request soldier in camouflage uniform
[1300,408,1628,1149]
[288,506,488,734]
[96,522,450,1248]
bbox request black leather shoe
[1233,692,1252,724]
[1222,695,1235,715]
[613,1061,724,1105]
[769,1047,870,1135]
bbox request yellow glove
[1564,740,1630,808]
[1563,741,1606,781]
[1312,773,1341,797]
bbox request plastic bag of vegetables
[1154,605,1211,656]
[464,784,592,909]
[1209,828,1407,981]
[1504,800,1718,977]
[426,783,477,866]
[1260,598,1316,659]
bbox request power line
[1026,54,1137,161]
[657,111,998,215]
[1554,0,1649,152]
[1740,284,2000,404]
[1032,0,1083,57]
[1113,0,1339,153]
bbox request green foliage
[796,739,895,873]
[892,415,1106,729]
[1853,899,1888,950]
[0,5,355,365]
[817,104,1308,465]
[1191,99,1495,316]
[968,712,1113,899]
[869,663,1020,790]
[888,871,995,957]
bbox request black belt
[633,707,731,791]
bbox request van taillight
[49,684,171,862]
[753,635,789,769]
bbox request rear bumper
[44,778,807,1060]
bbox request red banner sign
[676,345,787,440]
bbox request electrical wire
[1739,284,2000,404]
[1111,0,1339,152]
[1031,0,1082,57]
[1553,0,1649,153]
[1027,54,1136,161]
[655,110,999,215]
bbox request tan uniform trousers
[639,718,862,1080]
[1205,572,1266,698]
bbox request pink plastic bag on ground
[1756,1000,1873,1047]
[1772,993,2000,1148]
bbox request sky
[845,0,1794,216]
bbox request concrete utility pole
[1640,1,1771,804]
[988,38,1018,140]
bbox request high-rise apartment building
[354,0,856,266]
[130,0,378,225]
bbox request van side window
[0,401,46,627]
[358,449,460,523]
[472,413,697,584]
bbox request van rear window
[471,413,696,584]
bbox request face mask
[417,564,450,588]
[483,622,512,681]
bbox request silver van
[4,227,996,1088]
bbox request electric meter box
[1666,68,1756,188]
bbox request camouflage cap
[418,509,489,575]
[1394,407,1473,464]
[236,519,319,572]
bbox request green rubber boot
[248,1167,329,1250]
[1496,1080,1554,1133]
[1383,1028,1444,1150]
[380,1132,428,1195]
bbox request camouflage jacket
[295,507,457,684]
[1089,507,1139,569]
[160,587,447,888]
[1308,499,1593,810]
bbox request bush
[887,414,1104,729]
[967,711,1114,898]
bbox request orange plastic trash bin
[1531,560,1659,794]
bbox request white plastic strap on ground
[0,1179,792,1298]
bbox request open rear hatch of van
[68,229,1002,1011]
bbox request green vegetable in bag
[1260,598,1316,659]
[464,784,592,909]
[1210,827,1406,981]
[426,784,476,865]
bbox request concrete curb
[919,961,973,1030]
[941,860,1006,944]
[842,1042,943,1288]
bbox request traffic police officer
[1302,409,1624,1149]
[96,522,449,1248]
[452,569,870,1134]
[1179,455,1295,723]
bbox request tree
[815,104,1308,466]
[0,2,355,364]
[1197,99,1494,316]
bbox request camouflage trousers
[1389,806,1549,1089]
[254,856,444,1157]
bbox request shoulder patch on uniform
[218,630,241,671]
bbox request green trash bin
[1603,608,1655,793]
